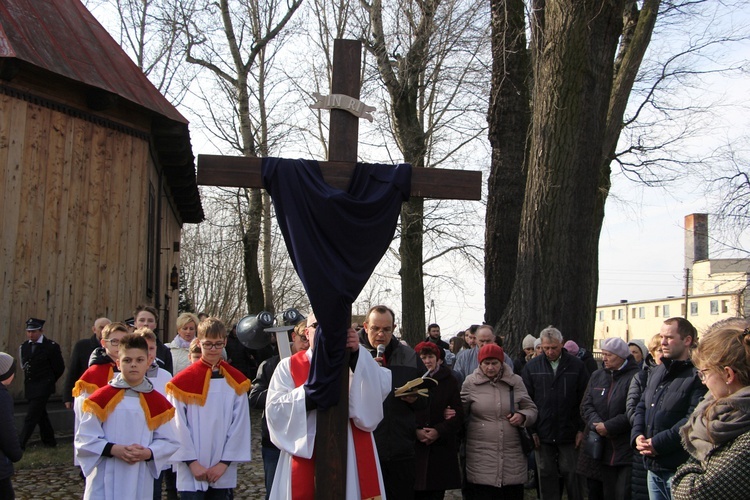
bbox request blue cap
[25,318,45,331]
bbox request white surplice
[75,391,180,500]
[168,374,252,492]
[266,345,392,499]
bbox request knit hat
[0,352,16,382]
[601,337,630,360]
[563,340,580,356]
[415,341,443,360]
[478,344,504,364]
[533,338,542,349]
[522,334,536,349]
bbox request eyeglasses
[697,368,711,382]
[296,334,309,342]
[368,326,393,335]
[201,341,225,350]
[104,339,120,346]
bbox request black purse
[510,387,535,455]
[583,429,604,460]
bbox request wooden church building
[0,0,203,395]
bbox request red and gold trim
[73,363,114,397]
[166,359,250,406]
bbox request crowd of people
[1,307,749,500]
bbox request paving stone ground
[12,408,464,499]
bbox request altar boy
[166,317,252,498]
[75,335,179,500]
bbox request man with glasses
[631,317,706,500]
[266,312,391,499]
[63,317,111,409]
[70,322,129,466]
[357,305,427,500]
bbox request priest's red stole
[288,350,381,500]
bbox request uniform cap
[25,318,45,331]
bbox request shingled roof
[0,0,203,223]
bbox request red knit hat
[415,341,443,360]
[478,344,505,364]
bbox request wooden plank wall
[0,93,182,397]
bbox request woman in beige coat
[461,344,537,500]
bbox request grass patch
[16,438,74,470]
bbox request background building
[595,214,748,347]
[0,0,203,397]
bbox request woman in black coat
[580,338,640,500]
[0,353,23,499]
[413,342,464,500]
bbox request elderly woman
[580,338,640,500]
[461,344,537,500]
[412,342,463,499]
[167,312,200,374]
[672,318,750,499]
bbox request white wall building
[594,214,749,348]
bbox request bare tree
[486,0,750,351]
[84,0,192,104]
[170,0,303,313]
[357,0,490,345]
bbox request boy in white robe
[72,322,129,467]
[75,334,180,500]
[138,327,178,500]
[166,317,252,498]
[266,314,392,499]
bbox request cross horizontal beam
[197,154,482,201]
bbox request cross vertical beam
[313,39,360,500]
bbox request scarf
[173,335,192,349]
[83,374,174,430]
[680,385,750,462]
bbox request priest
[266,313,391,499]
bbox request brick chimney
[684,214,709,295]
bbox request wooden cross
[197,39,480,499]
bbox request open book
[394,376,438,398]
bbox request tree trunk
[484,0,531,330]
[400,198,426,346]
[499,0,625,349]
[262,191,274,313]
[243,187,265,313]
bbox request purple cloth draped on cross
[262,157,411,409]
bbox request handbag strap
[509,386,515,415]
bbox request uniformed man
[18,318,65,449]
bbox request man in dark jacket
[0,352,23,498]
[359,305,426,500]
[522,326,589,500]
[581,337,640,500]
[62,317,110,408]
[18,318,65,449]
[631,317,706,500]
[425,323,450,350]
